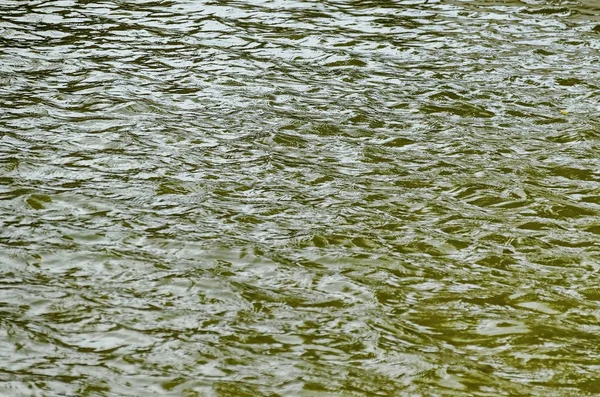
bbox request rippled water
[2,0,600,395]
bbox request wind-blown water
[1,0,600,395]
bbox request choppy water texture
[2,0,600,395]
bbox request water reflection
[1,0,600,395]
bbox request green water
[1,0,600,395]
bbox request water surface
[1,0,600,395]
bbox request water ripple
[2,0,600,395]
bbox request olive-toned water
[2,0,600,395]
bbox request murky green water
[1,0,600,395]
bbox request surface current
[2,0,600,395]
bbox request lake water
[1,0,600,395]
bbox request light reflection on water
[1,0,600,395]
